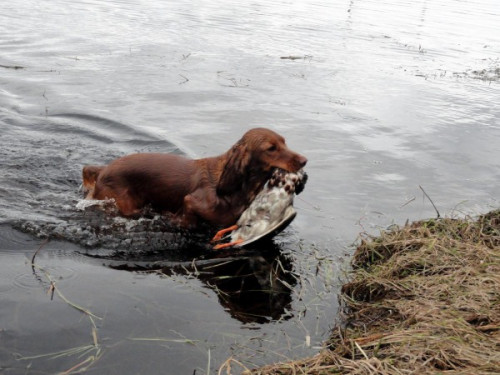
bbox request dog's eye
[268,145,277,152]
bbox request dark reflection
[89,243,297,324]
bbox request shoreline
[249,210,500,374]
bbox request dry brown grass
[249,210,500,374]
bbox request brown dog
[82,128,307,228]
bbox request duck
[212,168,307,249]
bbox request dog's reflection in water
[100,245,296,324]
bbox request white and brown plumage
[212,168,307,249]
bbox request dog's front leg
[182,190,235,228]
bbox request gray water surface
[1,0,499,374]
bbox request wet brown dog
[82,128,307,228]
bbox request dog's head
[217,128,307,196]
[241,127,307,173]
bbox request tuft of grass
[248,210,500,374]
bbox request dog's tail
[82,165,105,198]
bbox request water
[1,0,499,373]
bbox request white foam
[75,198,115,211]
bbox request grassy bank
[250,210,500,374]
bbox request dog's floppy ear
[217,142,251,195]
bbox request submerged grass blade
[129,337,200,345]
[16,345,97,361]
[59,355,97,375]
[26,240,104,373]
